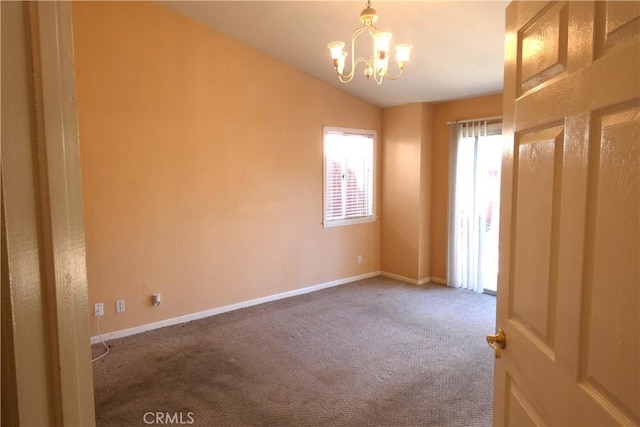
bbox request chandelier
[327,1,413,85]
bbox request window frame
[322,126,377,228]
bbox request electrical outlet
[94,303,104,317]
[357,254,363,264]
[115,299,125,313]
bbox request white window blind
[323,127,376,227]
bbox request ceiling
[159,1,509,108]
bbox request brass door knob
[487,328,506,359]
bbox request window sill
[323,216,377,228]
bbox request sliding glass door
[448,120,502,293]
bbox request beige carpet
[92,276,496,426]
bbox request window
[323,126,376,227]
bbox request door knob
[486,328,506,359]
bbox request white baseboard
[91,271,381,344]
[381,271,447,286]
[380,271,424,285]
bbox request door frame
[2,2,95,424]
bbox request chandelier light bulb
[326,1,412,84]
[395,43,413,68]
[328,41,345,60]
[337,52,347,74]
[373,32,392,57]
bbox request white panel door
[492,1,639,425]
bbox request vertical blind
[324,130,374,224]
[447,117,503,293]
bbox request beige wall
[419,104,435,280]
[73,2,381,335]
[381,104,421,279]
[380,94,502,284]
[430,93,503,280]
[73,1,503,337]
[380,103,434,282]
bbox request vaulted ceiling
[160,1,509,108]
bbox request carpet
[92,276,496,426]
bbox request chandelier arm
[336,57,370,82]
[338,73,355,83]
[336,69,355,81]
[335,25,367,80]
[352,23,368,39]
[348,25,367,74]
[382,67,405,80]
[353,57,372,66]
